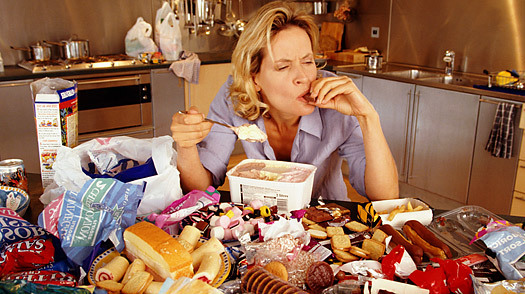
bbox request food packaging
[371,198,432,229]
[30,78,78,188]
[227,159,316,214]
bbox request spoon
[178,111,267,142]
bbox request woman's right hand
[170,106,213,148]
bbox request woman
[171,1,398,201]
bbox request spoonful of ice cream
[179,111,267,143]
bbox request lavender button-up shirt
[197,70,367,201]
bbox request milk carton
[31,78,78,188]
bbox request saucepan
[45,35,90,60]
[365,53,383,70]
[10,42,52,61]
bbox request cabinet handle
[408,90,420,179]
[401,89,412,178]
[515,196,525,201]
[520,165,525,168]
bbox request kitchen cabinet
[362,77,414,181]
[0,79,40,173]
[186,63,232,116]
[511,127,525,216]
[336,72,363,92]
[151,68,186,137]
[361,77,480,205]
[408,86,479,204]
[468,96,521,215]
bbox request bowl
[0,186,30,216]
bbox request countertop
[0,51,233,82]
[2,51,524,103]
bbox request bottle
[0,52,4,73]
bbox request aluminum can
[0,159,28,193]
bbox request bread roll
[95,255,129,282]
[124,221,193,281]
[178,225,201,252]
[193,252,221,284]
[191,237,225,269]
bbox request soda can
[0,159,28,193]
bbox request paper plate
[88,237,232,288]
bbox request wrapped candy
[409,264,449,294]
[381,245,417,280]
[434,258,473,294]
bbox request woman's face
[254,26,318,119]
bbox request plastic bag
[125,17,158,58]
[158,12,183,60]
[40,136,183,217]
[155,1,173,44]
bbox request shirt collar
[299,107,323,139]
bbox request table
[24,174,525,227]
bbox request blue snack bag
[57,178,144,266]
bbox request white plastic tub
[227,159,317,214]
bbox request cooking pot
[365,54,383,70]
[10,42,52,61]
[45,35,90,60]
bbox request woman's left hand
[309,75,375,117]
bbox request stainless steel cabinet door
[362,76,415,181]
[151,69,185,137]
[337,72,363,92]
[468,96,521,214]
[0,80,39,173]
[408,85,479,204]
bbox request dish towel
[169,51,201,84]
[485,102,517,159]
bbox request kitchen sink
[417,75,483,87]
[381,69,442,79]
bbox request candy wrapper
[409,258,473,294]
[0,280,90,294]
[472,276,525,294]
[336,260,383,279]
[2,270,78,287]
[381,245,417,280]
[472,220,525,280]
[147,186,220,233]
[52,178,144,266]
[259,217,309,243]
[0,208,74,278]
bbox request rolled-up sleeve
[197,77,238,187]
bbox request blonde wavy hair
[229,1,319,120]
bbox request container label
[240,184,289,212]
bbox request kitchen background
[0,0,523,74]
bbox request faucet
[443,50,455,76]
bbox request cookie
[309,229,328,240]
[326,226,344,237]
[349,246,371,259]
[333,249,359,263]
[362,239,386,260]
[306,261,334,293]
[331,234,351,250]
[264,261,288,281]
[344,221,369,232]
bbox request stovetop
[18,54,145,73]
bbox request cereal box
[31,78,78,188]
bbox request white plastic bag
[155,1,173,44]
[125,17,158,58]
[159,12,183,61]
[40,136,183,217]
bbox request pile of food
[1,164,524,293]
